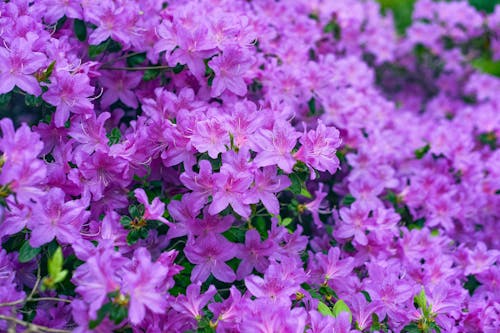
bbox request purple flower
[122,248,168,325]
[190,117,229,158]
[208,165,253,219]
[253,121,301,173]
[27,188,89,248]
[209,47,254,97]
[0,38,46,96]
[171,282,217,320]
[236,229,275,279]
[245,166,290,215]
[43,70,95,127]
[184,233,237,283]
[294,121,341,178]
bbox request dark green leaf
[464,275,481,296]
[107,128,122,146]
[18,242,41,263]
[89,302,113,329]
[401,323,420,333]
[120,216,132,228]
[143,68,162,81]
[342,194,356,206]
[414,144,431,159]
[73,19,87,41]
[126,53,146,67]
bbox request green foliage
[73,19,87,41]
[107,128,122,146]
[18,241,41,263]
[332,299,352,323]
[377,0,417,35]
[414,144,431,159]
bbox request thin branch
[100,65,172,71]
[29,297,72,304]
[0,314,72,333]
[27,265,41,300]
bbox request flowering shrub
[0,0,499,332]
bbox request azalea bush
[0,0,499,332]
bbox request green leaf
[109,304,128,325]
[469,0,500,13]
[318,301,334,317]
[88,40,109,59]
[18,242,41,263]
[414,288,428,312]
[120,216,132,228]
[89,302,113,329]
[471,56,500,77]
[143,68,162,81]
[53,270,68,284]
[300,187,312,199]
[126,53,146,67]
[288,173,302,194]
[127,230,141,245]
[332,299,352,323]
[402,323,420,333]
[129,205,140,219]
[107,128,122,146]
[463,275,481,296]
[73,19,87,41]
[429,322,442,333]
[48,247,64,279]
[280,217,293,227]
[342,194,356,206]
[414,144,430,159]
[24,94,43,108]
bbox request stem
[29,297,72,304]
[100,65,171,71]
[0,314,72,333]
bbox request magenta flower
[0,38,46,96]
[134,188,167,224]
[294,121,341,177]
[179,160,215,204]
[336,201,372,246]
[99,69,142,109]
[244,166,290,215]
[184,233,237,283]
[168,26,216,77]
[209,165,253,219]
[171,282,216,320]
[311,247,355,284]
[43,70,95,127]
[27,188,89,248]
[253,121,301,173]
[122,248,168,325]
[236,229,275,279]
[190,117,229,158]
[209,47,254,97]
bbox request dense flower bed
[0,0,499,332]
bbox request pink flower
[122,248,169,325]
[253,121,301,173]
[133,188,167,224]
[0,38,46,96]
[43,70,95,128]
[184,233,237,283]
[209,47,254,97]
[245,166,291,215]
[28,188,89,248]
[294,121,341,178]
[190,117,229,158]
[99,69,142,109]
[209,165,253,219]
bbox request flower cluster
[0,0,499,332]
